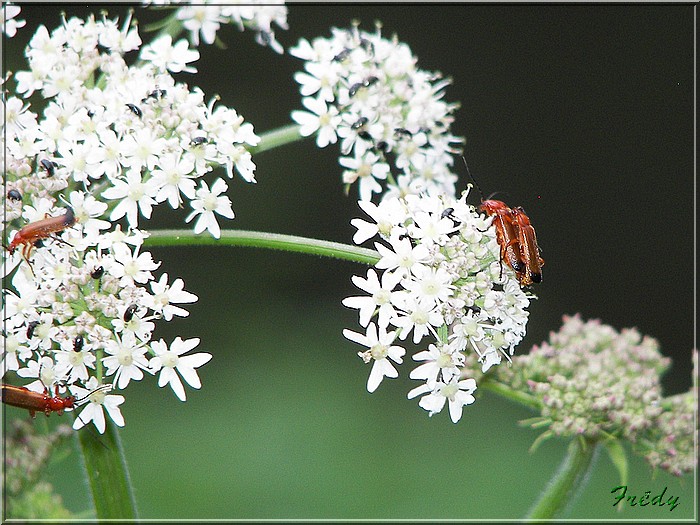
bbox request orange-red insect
[6,207,76,260]
[460,157,543,286]
[479,199,524,276]
[511,206,544,285]
[1,383,76,418]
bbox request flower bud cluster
[640,348,697,477]
[502,315,669,439]
[343,188,532,422]
[499,314,697,476]
[291,22,463,202]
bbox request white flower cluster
[5,12,260,238]
[168,0,289,53]
[290,23,463,202]
[343,189,532,422]
[1,9,268,431]
[1,194,210,433]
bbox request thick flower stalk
[342,187,533,422]
[290,22,464,202]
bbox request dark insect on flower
[90,266,104,279]
[348,82,364,98]
[349,76,380,98]
[375,141,389,153]
[363,76,379,89]
[332,48,352,62]
[358,37,374,57]
[74,335,84,352]
[142,88,166,102]
[351,117,369,130]
[441,207,456,220]
[123,304,138,322]
[39,159,57,176]
[191,136,208,146]
[126,103,142,118]
[26,321,40,339]
[7,189,22,201]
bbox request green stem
[250,123,305,155]
[480,378,541,411]
[524,436,599,521]
[77,419,138,520]
[144,229,380,265]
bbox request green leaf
[603,438,628,487]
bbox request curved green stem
[144,229,380,265]
[524,436,599,521]
[77,419,138,519]
[251,123,305,155]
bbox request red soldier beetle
[5,207,77,262]
[479,199,524,276]
[460,157,524,277]
[460,157,543,286]
[2,382,113,419]
[511,206,544,285]
[1,383,76,418]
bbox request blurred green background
[3,3,695,520]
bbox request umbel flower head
[0,9,269,432]
[343,187,533,422]
[499,314,697,477]
[291,21,464,202]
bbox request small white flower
[102,169,159,228]
[410,342,464,386]
[343,323,405,393]
[177,5,224,46]
[339,150,389,202]
[291,97,340,148]
[407,377,477,423]
[72,378,125,434]
[140,34,200,73]
[342,268,401,328]
[110,243,160,286]
[149,337,212,401]
[2,5,26,38]
[102,332,151,389]
[185,178,235,239]
[151,151,197,209]
[147,273,198,321]
[375,234,431,279]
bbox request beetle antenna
[460,156,485,202]
[74,384,113,405]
